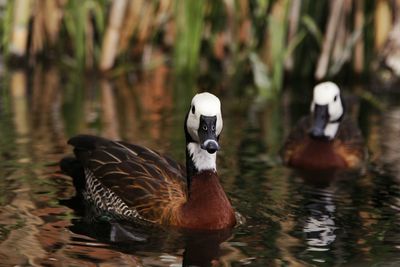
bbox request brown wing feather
[335,118,367,168]
[69,135,187,224]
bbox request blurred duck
[281,82,366,171]
[61,92,236,230]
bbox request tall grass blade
[267,0,289,93]
[301,15,323,46]
[173,0,205,79]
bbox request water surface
[0,67,399,266]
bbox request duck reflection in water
[293,169,359,264]
[302,186,337,250]
[67,218,236,267]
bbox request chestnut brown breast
[176,171,236,230]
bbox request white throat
[187,142,217,172]
[324,122,340,139]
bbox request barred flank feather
[67,135,187,225]
[83,168,146,222]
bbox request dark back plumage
[65,135,187,224]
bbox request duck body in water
[282,82,366,171]
[61,93,236,230]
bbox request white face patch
[310,82,344,139]
[187,142,217,172]
[310,82,343,122]
[186,92,223,142]
[324,122,340,139]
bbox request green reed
[0,1,393,95]
[63,0,106,68]
[173,0,205,80]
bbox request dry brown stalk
[354,0,365,74]
[374,0,392,51]
[285,0,302,71]
[44,0,64,44]
[30,0,45,60]
[315,0,344,80]
[10,0,32,57]
[10,71,30,137]
[237,0,251,48]
[114,77,138,141]
[118,0,144,53]
[137,2,155,43]
[331,0,349,64]
[101,80,120,139]
[100,0,128,71]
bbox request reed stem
[9,0,31,57]
[100,0,128,71]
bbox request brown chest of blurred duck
[284,133,363,170]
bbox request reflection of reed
[4,67,146,266]
[101,50,173,148]
[100,79,120,139]
[368,114,382,163]
[10,71,29,140]
[381,108,400,180]
[276,219,307,267]
[114,76,139,141]
[271,170,308,267]
[0,189,47,266]
[31,66,68,160]
[135,48,172,145]
[0,71,47,266]
[234,95,308,266]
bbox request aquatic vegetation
[1,0,399,94]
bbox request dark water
[0,67,399,266]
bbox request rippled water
[0,67,399,266]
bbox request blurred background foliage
[1,0,400,97]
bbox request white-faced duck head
[310,82,344,140]
[185,92,223,172]
[186,92,223,153]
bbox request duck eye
[191,105,195,114]
[334,95,338,101]
[202,125,207,131]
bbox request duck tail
[59,156,86,195]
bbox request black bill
[198,115,220,154]
[310,104,329,139]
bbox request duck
[281,82,366,171]
[60,92,236,230]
